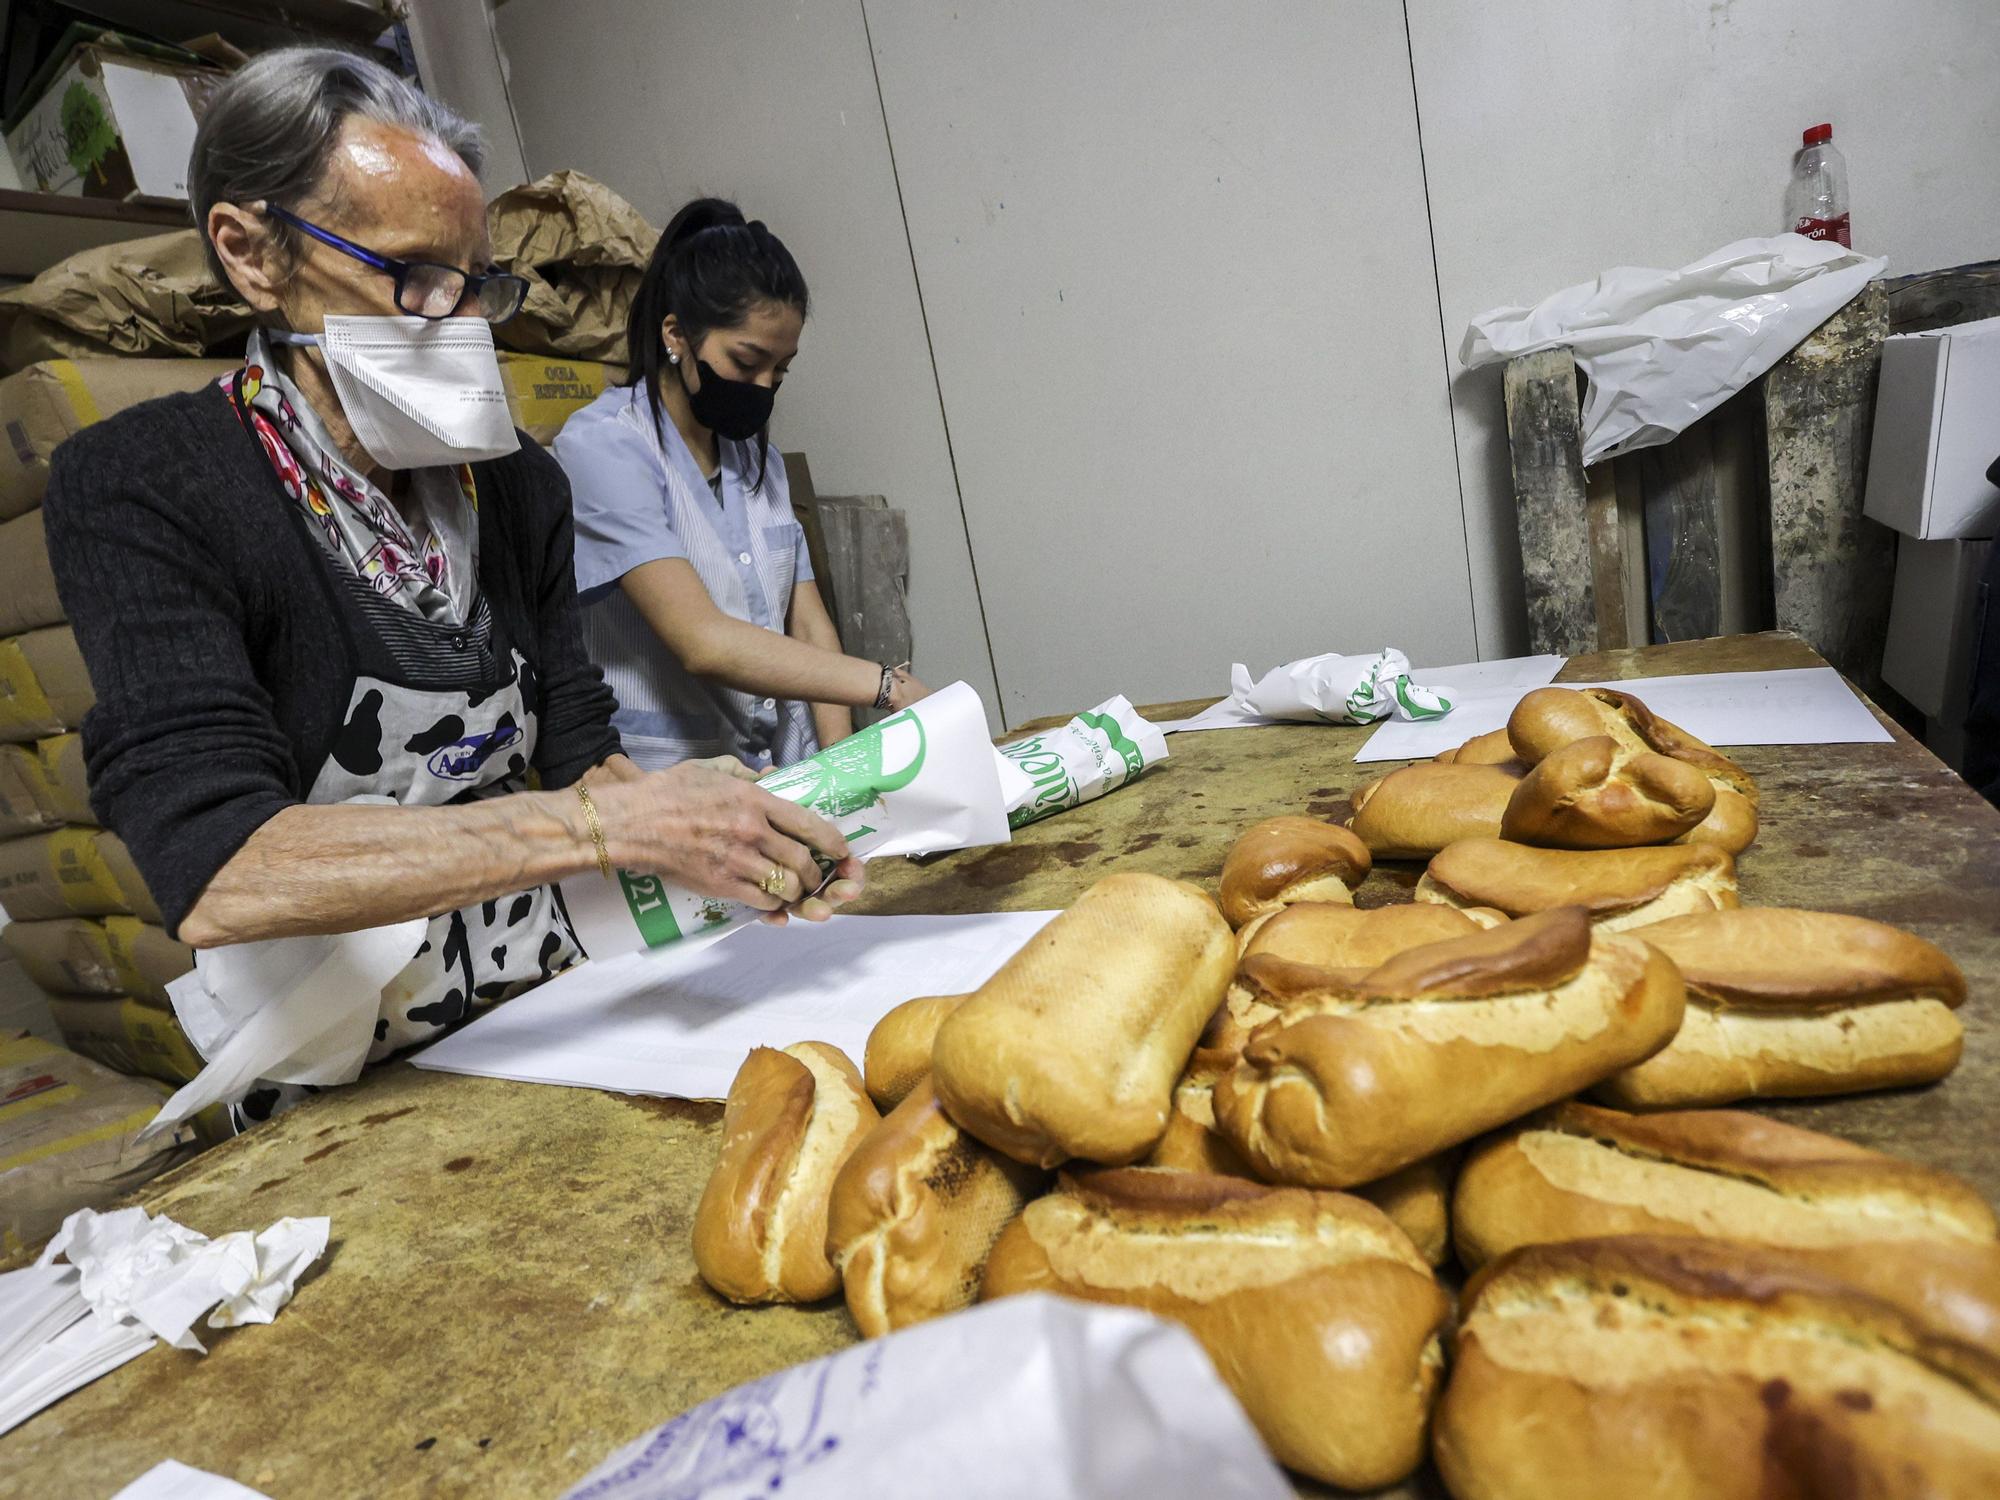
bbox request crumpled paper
[1232,648,1456,725]
[488,170,659,364]
[0,230,255,368]
[562,1294,1290,1500]
[1461,233,1886,463]
[37,1207,329,1353]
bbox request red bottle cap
[1803,123,1833,145]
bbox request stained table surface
[5,632,1996,1500]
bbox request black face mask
[685,357,776,441]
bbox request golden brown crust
[861,993,967,1110]
[980,1169,1449,1489]
[1419,837,1739,924]
[1633,907,1968,1011]
[1509,686,1758,796]
[1357,906,1593,999]
[692,1042,877,1304]
[1435,727,1524,771]
[1343,762,1522,860]
[1214,921,1684,1188]
[1353,1153,1454,1267]
[1217,816,1371,927]
[931,873,1236,1167]
[825,1079,1048,1337]
[1238,900,1491,968]
[1453,1100,1998,1272]
[1501,735,1716,848]
[1437,1235,2000,1500]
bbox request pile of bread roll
[691,685,1991,1496]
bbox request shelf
[21,0,398,52]
[0,188,189,281]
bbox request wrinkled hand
[885,668,931,713]
[589,759,866,923]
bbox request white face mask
[272,315,520,470]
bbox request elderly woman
[43,49,861,1124]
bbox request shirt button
[738,552,752,565]
[764,698,776,709]
[452,634,467,650]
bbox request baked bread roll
[1455,1100,1998,1273]
[980,1167,1449,1489]
[1217,816,1370,927]
[1434,726,1522,770]
[1416,837,1738,930]
[1213,908,1684,1187]
[1142,1014,1257,1178]
[1434,1235,2000,1500]
[1501,734,1716,848]
[1354,1153,1454,1268]
[1508,684,1760,853]
[1344,762,1522,860]
[1598,907,1967,1108]
[861,993,967,1110]
[931,873,1234,1167]
[692,1042,880,1304]
[824,1079,1047,1338]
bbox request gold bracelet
[575,783,613,880]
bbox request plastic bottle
[1786,122,1851,247]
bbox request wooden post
[1504,348,1599,655]
[816,495,913,727]
[1762,286,1896,687]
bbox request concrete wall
[481,0,2000,721]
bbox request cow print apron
[236,643,580,1127]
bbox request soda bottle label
[1795,213,1852,248]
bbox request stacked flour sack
[0,359,223,1144]
[687,680,1997,1497]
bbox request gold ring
[759,866,789,898]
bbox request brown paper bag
[0,230,253,370]
[488,171,658,364]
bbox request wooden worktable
[6,633,1997,1500]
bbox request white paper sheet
[0,1306,153,1438]
[112,1461,273,1500]
[1355,666,1891,762]
[413,912,1059,1101]
[1158,654,1567,736]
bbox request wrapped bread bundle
[1416,837,1738,930]
[1507,684,1759,853]
[692,1042,879,1303]
[1216,816,1369,927]
[1213,908,1684,1188]
[1434,1236,2000,1500]
[825,1079,1047,1337]
[930,873,1234,1168]
[1597,907,1967,1108]
[981,1167,1450,1490]
[1344,762,1523,860]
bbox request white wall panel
[865,0,1473,723]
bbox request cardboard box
[4,36,227,202]
[0,510,63,636]
[0,627,93,743]
[46,994,202,1087]
[0,358,239,520]
[1864,316,2000,540]
[0,826,159,923]
[497,353,620,446]
[2,915,123,994]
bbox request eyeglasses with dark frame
[261,203,529,324]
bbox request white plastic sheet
[561,1295,1290,1500]
[1462,234,1886,463]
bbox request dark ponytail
[624,196,810,491]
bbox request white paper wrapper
[561,1295,1290,1500]
[1233,648,1456,725]
[994,694,1168,830]
[562,681,1010,957]
[37,1207,329,1354]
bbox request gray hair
[190,46,486,286]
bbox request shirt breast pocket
[762,521,802,609]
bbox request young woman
[555,199,928,770]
